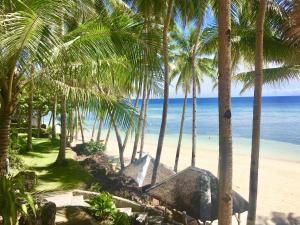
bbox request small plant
[74,140,105,155]
[85,140,105,154]
[0,176,36,225]
[86,192,116,219]
[89,183,102,192]
[112,211,131,225]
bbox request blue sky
[168,9,300,98]
[169,77,300,98]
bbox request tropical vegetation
[1,0,300,224]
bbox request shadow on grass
[21,138,90,191]
[36,159,90,191]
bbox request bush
[112,211,131,225]
[73,140,105,156]
[86,192,116,219]
[9,131,25,169]
[85,140,105,154]
[0,176,36,225]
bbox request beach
[102,132,300,218]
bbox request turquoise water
[63,96,300,161]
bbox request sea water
[71,96,300,162]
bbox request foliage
[73,140,105,156]
[86,192,116,219]
[8,130,25,169]
[85,140,106,154]
[0,176,36,225]
[89,183,102,192]
[112,211,131,225]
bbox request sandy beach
[100,132,300,219]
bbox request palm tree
[0,0,65,175]
[170,25,216,172]
[247,2,267,225]
[151,0,175,185]
[217,0,233,224]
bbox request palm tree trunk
[91,118,97,141]
[191,19,202,167]
[113,123,125,170]
[0,108,12,176]
[104,122,112,149]
[121,84,142,151]
[56,95,67,163]
[139,85,151,159]
[151,0,174,186]
[96,119,103,141]
[77,107,85,143]
[217,0,233,224]
[69,110,74,144]
[37,111,42,138]
[131,79,147,162]
[27,83,33,151]
[51,96,57,141]
[174,89,188,172]
[247,1,267,225]
[48,112,52,127]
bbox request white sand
[79,130,300,222]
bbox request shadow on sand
[257,212,300,225]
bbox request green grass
[21,138,90,192]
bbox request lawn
[21,138,90,192]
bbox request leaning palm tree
[151,0,175,185]
[170,25,216,172]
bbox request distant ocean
[62,96,300,161]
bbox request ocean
[62,96,300,162]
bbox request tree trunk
[69,110,74,144]
[0,109,12,176]
[37,111,42,138]
[191,19,202,167]
[77,107,85,143]
[48,112,52,128]
[217,0,233,224]
[174,89,188,172]
[121,84,142,151]
[247,1,267,225]
[113,123,125,170]
[51,96,57,141]
[27,83,33,151]
[104,122,112,149]
[96,119,103,141]
[151,0,174,185]
[139,85,151,159]
[91,118,97,141]
[56,95,67,163]
[131,79,147,162]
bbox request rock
[14,171,37,191]
[135,213,148,224]
[41,202,56,225]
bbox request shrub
[0,176,36,225]
[112,211,131,225]
[85,140,105,154]
[86,192,116,219]
[73,140,105,155]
